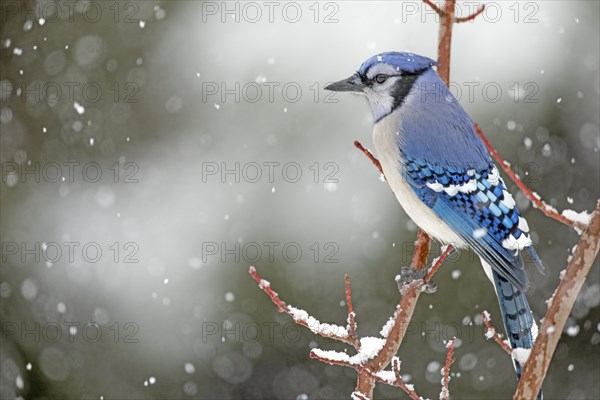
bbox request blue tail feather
[492,270,542,399]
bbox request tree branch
[354,141,384,178]
[435,0,456,84]
[473,123,589,231]
[482,311,513,356]
[424,244,454,283]
[515,201,600,399]
[345,274,359,348]
[422,0,445,16]
[248,266,358,347]
[440,338,457,400]
[454,4,485,23]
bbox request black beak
[325,74,365,92]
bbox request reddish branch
[441,338,457,400]
[422,0,485,23]
[309,351,354,368]
[251,265,451,400]
[515,201,600,399]
[422,0,444,16]
[410,229,431,272]
[424,244,455,282]
[354,275,426,398]
[455,5,485,23]
[310,351,420,400]
[248,265,287,312]
[436,0,456,84]
[391,357,421,400]
[354,141,384,177]
[482,311,513,355]
[473,124,587,231]
[345,274,358,345]
[248,266,357,347]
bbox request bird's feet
[395,267,437,295]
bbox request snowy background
[1,0,599,399]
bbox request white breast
[372,113,465,247]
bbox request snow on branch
[248,266,356,347]
[249,263,459,400]
[440,338,456,400]
[482,311,533,368]
[481,311,512,356]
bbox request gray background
[1,1,599,399]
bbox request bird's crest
[358,52,437,76]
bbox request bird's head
[325,52,437,122]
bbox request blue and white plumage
[326,52,544,390]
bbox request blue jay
[326,52,544,389]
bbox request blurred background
[1,0,599,399]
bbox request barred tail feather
[492,270,543,400]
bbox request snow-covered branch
[440,338,456,400]
[248,266,357,347]
[249,264,455,400]
[481,311,513,356]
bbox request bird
[325,52,544,394]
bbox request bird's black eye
[375,74,389,84]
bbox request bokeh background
[1,0,599,399]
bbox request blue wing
[403,155,542,291]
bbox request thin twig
[440,338,456,400]
[454,4,485,23]
[345,274,359,346]
[473,123,587,231]
[355,358,421,400]
[424,244,454,282]
[354,141,385,178]
[422,0,445,16]
[309,351,355,368]
[248,266,287,312]
[351,391,370,400]
[391,357,421,400]
[249,267,358,347]
[310,350,423,400]
[482,311,513,355]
